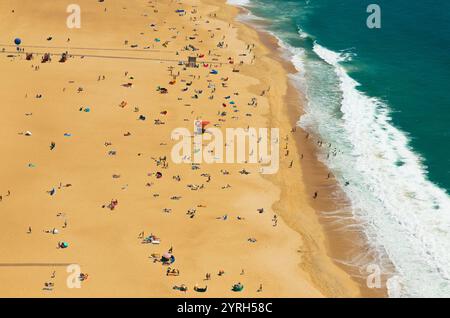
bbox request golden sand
[0,0,370,297]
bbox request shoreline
[218,0,387,297]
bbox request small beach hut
[187,56,197,67]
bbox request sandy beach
[0,0,379,297]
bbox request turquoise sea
[228,0,450,297]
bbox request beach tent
[232,283,244,292]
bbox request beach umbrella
[14,38,21,45]
[201,121,210,129]
[194,120,210,134]
[162,252,172,259]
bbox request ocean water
[228,0,450,297]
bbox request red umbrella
[201,121,210,129]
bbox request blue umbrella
[14,38,21,45]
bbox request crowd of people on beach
[0,0,342,297]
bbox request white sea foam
[305,43,450,297]
[297,26,310,39]
[226,0,252,7]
